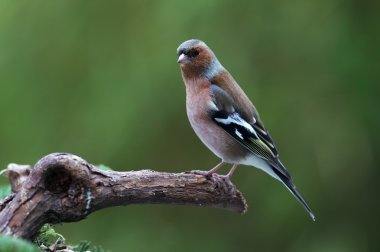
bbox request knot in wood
[43,165,72,194]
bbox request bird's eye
[188,50,200,58]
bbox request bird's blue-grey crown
[176,39,205,55]
[177,39,223,79]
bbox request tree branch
[0,153,247,240]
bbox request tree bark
[0,153,247,240]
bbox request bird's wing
[209,84,316,220]
[209,84,290,179]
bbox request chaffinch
[177,39,315,221]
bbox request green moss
[96,164,113,171]
[34,224,65,249]
[0,185,12,200]
[0,235,40,252]
[73,240,107,252]
[35,225,107,252]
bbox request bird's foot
[223,164,237,181]
[221,174,232,182]
[189,170,214,179]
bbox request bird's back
[211,70,258,124]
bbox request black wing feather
[209,84,289,178]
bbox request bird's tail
[271,163,316,221]
[282,179,316,221]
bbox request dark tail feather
[283,179,316,221]
[271,164,316,221]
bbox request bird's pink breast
[185,79,248,163]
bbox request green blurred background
[0,0,379,251]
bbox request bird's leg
[189,161,225,178]
[225,164,238,180]
[206,161,225,176]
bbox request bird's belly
[187,106,248,163]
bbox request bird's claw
[188,170,214,180]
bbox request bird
[177,39,315,221]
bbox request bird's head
[177,39,223,79]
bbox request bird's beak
[177,53,186,64]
